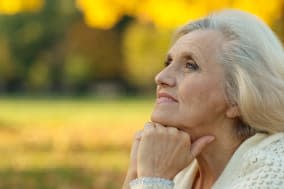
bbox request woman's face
[151,29,231,137]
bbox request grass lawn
[0,97,154,189]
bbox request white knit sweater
[130,133,284,189]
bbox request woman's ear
[226,104,240,119]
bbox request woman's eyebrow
[180,51,196,60]
[167,50,200,63]
[178,51,201,64]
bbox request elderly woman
[123,9,284,189]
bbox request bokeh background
[0,0,283,188]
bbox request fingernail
[207,136,215,143]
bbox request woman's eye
[164,61,171,67]
[185,62,199,70]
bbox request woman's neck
[194,131,243,189]
[187,118,244,189]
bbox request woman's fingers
[137,123,192,179]
[135,130,143,140]
[123,130,144,189]
[136,122,215,180]
[144,122,155,132]
[130,130,143,160]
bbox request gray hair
[174,9,284,139]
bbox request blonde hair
[174,10,284,138]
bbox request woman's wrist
[123,167,138,189]
[127,166,137,178]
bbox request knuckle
[134,130,143,140]
[143,128,154,136]
[143,129,155,138]
[167,127,178,135]
[155,123,167,134]
[180,131,190,141]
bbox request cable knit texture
[230,134,284,189]
[129,133,284,189]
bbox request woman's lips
[157,92,178,104]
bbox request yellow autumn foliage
[76,0,284,29]
[0,0,43,14]
[0,0,282,28]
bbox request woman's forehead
[168,30,224,62]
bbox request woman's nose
[155,68,176,87]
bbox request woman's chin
[150,110,174,126]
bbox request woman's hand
[137,122,215,180]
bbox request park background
[0,0,284,188]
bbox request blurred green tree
[122,23,171,92]
[0,0,283,95]
[0,0,79,93]
[61,20,125,94]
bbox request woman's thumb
[188,136,215,160]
